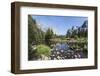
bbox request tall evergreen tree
[45,28,54,46]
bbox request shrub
[83,44,88,54]
[36,44,51,57]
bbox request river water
[50,43,87,60]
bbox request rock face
[50,43,87,60]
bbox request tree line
[28,15,55,60]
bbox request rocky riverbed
[50,43,87,60]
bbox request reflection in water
[53,43,70,51]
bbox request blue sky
[32,15,88,35]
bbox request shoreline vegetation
[28,15,88,60]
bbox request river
[50,43,87,60]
